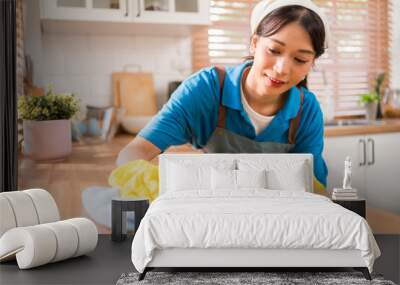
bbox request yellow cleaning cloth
[108,160,159,202]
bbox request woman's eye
[268,48,280,55]
[295,58,308,64]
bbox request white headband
[250,0,330,49]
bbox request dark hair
[246,5,326,90]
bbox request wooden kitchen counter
[324,119,400,137]
[18,134,199,234]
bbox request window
[192,0,392,117]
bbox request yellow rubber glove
[108,160,159,202]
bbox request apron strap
[215,66,226,128]
[288,88,304,145]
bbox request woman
[117,0,329,194]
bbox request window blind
[192,0,391,117]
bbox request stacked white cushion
[42,220,79,262]
[64,218,98,257]
[0,196,17,237]
[0,189,98,269]
[0,226,57,267]
[1,191,40,227]
[0,189,60,236]
[0,218,97,269]
[24,189,60,223]
[238,159,310,192]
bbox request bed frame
[138,154,371,281]
[139,248,371,280]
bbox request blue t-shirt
[139,61,328,187]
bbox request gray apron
[203,66,304,154]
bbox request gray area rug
[116,271,396,285]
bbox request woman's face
[250,22,316,97]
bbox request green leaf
[359,91,379,105]
[18,87,80,121]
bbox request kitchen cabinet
[132,0,209,25]
[40,0,131,22]
[40,0,209,25]
[324,132,400,232]
[363,133,400,214]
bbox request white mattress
[131,190,380,273]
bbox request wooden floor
[18,134,399,234]
[18,134,201,233]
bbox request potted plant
[359,72,385,121]
[18,86,80,161]
[359,91,379,121]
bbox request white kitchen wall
[390,0,400,89]
[24,0,192,111]
[41,33,192,110]
[23,0,43,86]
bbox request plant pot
[23,119,72,161]
[365,102,377,121]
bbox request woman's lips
[265,75,286,87]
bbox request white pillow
[211,169,267,191]
[211,168,236,190]
[167,162,211,191]
[166,159,236,192]
[266,164,307,191]
[236,169,267,189]
[238,159,309,191]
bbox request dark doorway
[0,0,18,192]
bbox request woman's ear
[250,34,259,55]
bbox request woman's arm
[116,67,219,166]
[116,136,161,166]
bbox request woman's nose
[273,57,290,75]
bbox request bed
[131,154,380,281]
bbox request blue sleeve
[138,68,219,152]
[292,91,328,188]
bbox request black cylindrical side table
[111,197,149,242]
